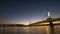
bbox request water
[0,26,60,34]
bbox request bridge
[0,17,60,34]
[28,17,60,26]
[0,17,60,26]
[0,9,60,34]
[27,10,60,34]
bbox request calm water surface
[0,26,60,34]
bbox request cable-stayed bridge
[0,9,60,34]
[28,17,60,26]
[0,17,60,34]
[0,17,60,27]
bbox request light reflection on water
[0,26,60,34]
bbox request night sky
[0,0,60,24]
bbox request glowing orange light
[23,23,29,25]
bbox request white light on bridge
[48,11,51,17]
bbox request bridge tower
[47,9,54,34]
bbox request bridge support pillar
[49,21,54,34]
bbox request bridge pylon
[47,9,54,34]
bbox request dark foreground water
[0,26,60,34]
